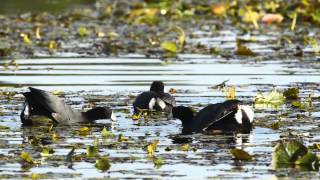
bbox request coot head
[150,81,164,93]
[172,106,195,134]
[84,107,116,121]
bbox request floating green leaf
[283,88,299,99]
[0,125,9,130]
[20,33,32,44]
[181,144,190,151]
[169,26,185,49]
[296,153,319,170]
[161,41,177,53]
[79,126,92,136]
[271,139,320,170]
[153,157,165,169]
[235,40,256,56]
[95,156,111,171]
[146,140,159,157]
[86,146,99,158]
[224,86,236,100]
[78,27,90,37]
[20,151,35,164]
[291,101,305,109]
[40,147,54,157]
[118,133,128,142]
[101,126,114,138]
[230,148,253,161]
[255,89,285,107]
[269,120,281,130]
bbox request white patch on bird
[241,105,254,123]
[157,98,166,110]
[148,98,156,109]
[234,105,243,124]
[111,111,117,121]
[24,105,29,116]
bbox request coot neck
[181,117,196,134]
[82,111,103,121]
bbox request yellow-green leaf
[48,41,58,50]
[52,132,59,142]
[95,156,111,171]
[40,147,54,157]
[291,101,306,109]
[35,27,41,39]
[79,126,92,136]
[272,140,307,165]
[153,157,165,168]
[270,121,281,130]
[0,125,9,130]
[291,12,297,31]
[118,133,128,142]
[236,44,255,56]
[20,151,35,164]
[93,137,99,147]
[101,126,114,138]
[295,152,319,168]
[283,88,299,99]
[226,86,236,100]
[21,33,32,44]
[78,27,90,37]
[147,140,159,157]
[161,41,177,53]
[169,26,185,49]
[255,89,285,106]
[242,10,260,29]
[181,144,190,151]
[230,148,253,161]
[101,126,108,137]
[86,146,99,158]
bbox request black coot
[21,87,116,125]
[172,100,254,134]
[133,81,176,116]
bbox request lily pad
[161,41,177,53]
[296,153,319,170]
[95,156,111,172]
[272,140,307,165]
[101,126,114,138]
[153,157,165,169]
[78,27,90,37]
[146,140,159,157]
[255,89,285,107]
[86,146,99,158]
[230,148,253,161]
[20,151,35,164]
[181,144,190,151]
[272,139,319,170]
[283,88,299,99]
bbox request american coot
[20,87,116,125]
[133,81,176,116]
[172,100,254,134]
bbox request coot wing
[24,87,71,123]
[196,100,241,131]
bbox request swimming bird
[172,100,254,134]
[133,81,176,117]
[20,87,116,125]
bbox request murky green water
[0,57,319,179]
[0,0,95,14]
